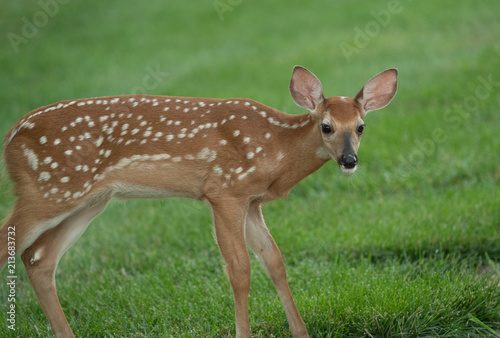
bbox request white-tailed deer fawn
[0,66,397,337]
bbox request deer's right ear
[289,66,324,114]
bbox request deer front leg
[210,198,252,338]
[246,201,309,338]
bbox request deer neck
[265,112,331,199]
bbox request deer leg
[245,201,309,338]
[20,199,108,338]
[1,200,52,271]
[210,198,251,338]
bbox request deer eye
[321,123,333,134]
[357,124,365,135]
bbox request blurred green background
[1,0,499,336]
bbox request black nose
[341,154,358,168]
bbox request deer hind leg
[245,201,309,338]
[20,199,109,338]
[1,199,63,271]
[209,197,252,338]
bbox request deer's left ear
[355,68,398,116]
[290,66,325,114]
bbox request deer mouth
[340,164,357,174]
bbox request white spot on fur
[96,136,104,147]
[238,166,256,180]
[213,165,223,176]
[22,146,39,171]
[39,136,47,145]
[38,172,51,182]
[197,148,217,162]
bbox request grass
[1,0,500,336]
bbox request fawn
[0,66,397,337]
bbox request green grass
[1,0,500,336]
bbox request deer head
[290,66,398,173]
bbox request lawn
[1,0,500,336]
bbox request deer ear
[289,66,324,113]
[355,68,398,115]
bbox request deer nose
[341,154,358,169]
